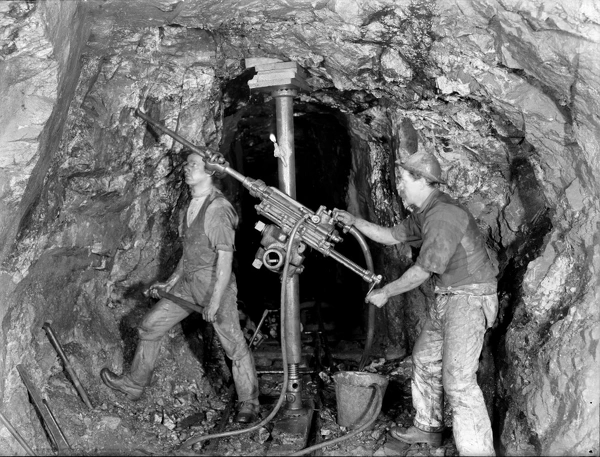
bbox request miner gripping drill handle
[135,109,381,287]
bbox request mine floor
[31,334,458,456]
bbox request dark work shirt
[390,189,498,289]
[180,189,238,275]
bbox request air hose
[282,226,383,455]
[181,214,311,450]
[346,226,377,371]
[182,216,381,452]
[287,383,383,456]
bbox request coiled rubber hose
[181,214,311,450]
[287,383,383,456]
[347,226,377,371]
[182,216,382,452]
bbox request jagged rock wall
[0,8,229,451]
[1,2,90,452]
[0,0,598,455]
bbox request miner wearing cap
[334,150,498,455]
[100,151,260,424]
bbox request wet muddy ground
[33,329,458,456]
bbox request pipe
[0,410,36,456]
[42,322,93,409]
[273,88,304,411]
[287,224,382,456]
[346,227,377,371]
[181,214,311,449]
[248,309,270,348]
[286,383,383,456]
[42,399,70,450]
[134,109,382,286]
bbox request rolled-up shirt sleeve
[204,201,238,252]
[391,217,424,246]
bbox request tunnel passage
[219,78,367,340]
[1,1,598,455]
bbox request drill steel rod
[42,399,70,449]
[273,88,303,413]
[42,322,93,409]
[16,365,71,454]
[134,109,381,286]
[248,309,270,348]
[0,410,36,456]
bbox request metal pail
[332,371,388,429]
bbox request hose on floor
[181,214,311,450]
[286,383,383,456]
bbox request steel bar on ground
[42,322,93,409]
[0,410,36,456]
[16,365,71,454]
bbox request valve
[252,222,306,275]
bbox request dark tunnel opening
[220,95,368,343]
[0,3,597,455]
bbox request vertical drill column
[273,87,303,411]
[247,59,311,411]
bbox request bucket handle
[286,383,383,456]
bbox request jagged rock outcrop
[0,0,598,454]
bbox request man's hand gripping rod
[135,109,381,286]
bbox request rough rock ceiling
[0,1,598,455]
[82,0,599,196]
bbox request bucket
[333,371,389,429]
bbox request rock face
[0,0,598,455]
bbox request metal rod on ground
[16,365,71,454]
[42,322,93,410]
[316,301,333,368]
[0,410,37,456]
[248,309,269,349]
[42,399,70,450]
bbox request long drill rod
[134,109,381,286]
[0,410,36,456]
[42,322,93,409]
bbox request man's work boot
[100,368,144,401]
[235,400,259,423]
[389,426,442,447]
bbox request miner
[334,151,498,456]
[101,151,260,424]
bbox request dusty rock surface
[35,344,459,457]
[0,1,598,455]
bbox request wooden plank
[252,61,300,72]
[248,77,312,93]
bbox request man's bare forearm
[210,250,233,305]
[354,218,398,245]
[381,264,431,298]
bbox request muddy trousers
[126,276,259,403]
[411,291,498,456]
